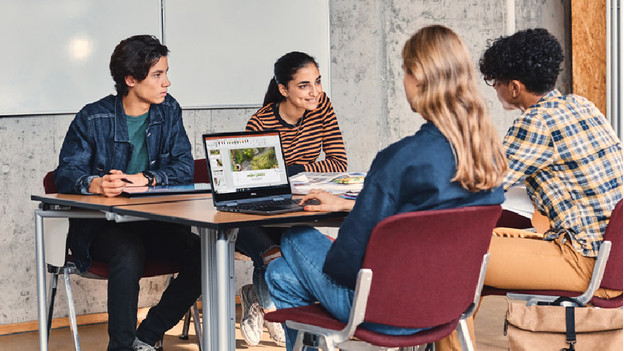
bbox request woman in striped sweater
[246,52,347,175]
[236,51,348,347]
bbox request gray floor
[0,296,510,350]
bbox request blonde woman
[264,25,507,351]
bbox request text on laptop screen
[204,132,289,194]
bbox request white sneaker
[240,284,264,346]
[264,319,286,346]
[132,337,156,351]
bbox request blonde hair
[402,25,507,192]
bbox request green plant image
[251,148,277,170]
[230,147,278,171]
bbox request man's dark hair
[109,35,169,96]
[479,28,563,94]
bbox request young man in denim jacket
[54,35,201,351]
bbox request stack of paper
[289,172,367,195]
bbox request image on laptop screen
[202,131,293,206]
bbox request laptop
[121,183,211,197]
[202,130,305,215]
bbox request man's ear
[278,83,288,98]
[509,80,524,99]
[125,75,136,88]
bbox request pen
[97,167,134,184]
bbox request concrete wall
[0,0,568,326]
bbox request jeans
[265,226,424,351]
[89,220,202,351]
[235,226,285,310]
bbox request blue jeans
[235,226,285,309]
[265,226,424,351]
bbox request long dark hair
[263,51,318,106]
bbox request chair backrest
[600,199,623,290]
[361,205,501,329]
[193,158,210,183]
[44,171,58,194]
[495,209,532,229]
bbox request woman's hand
[299,189,355,212]
[89,169,128,197]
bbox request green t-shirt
[126,112,150,174]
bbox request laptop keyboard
[218,198,301,213]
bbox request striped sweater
[246,92,347,174]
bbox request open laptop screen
[202,131,293,204]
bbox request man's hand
[89,170,129,197]
[298,189,355,212]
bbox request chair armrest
[507,241,612,307]
[285,268,373,343]
[462,253,490,319]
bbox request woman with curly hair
[264,25,507,351]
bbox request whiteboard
[0,0,161,116]
[0,0,330,115]
[163,0,331,109]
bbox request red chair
[495,209,532,229]
[193,158,209,184]
[483,199,623,308]
[43,170,198,350]
[265,205,502,351]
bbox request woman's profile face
[403,65,419,110]
[280,63,322,111]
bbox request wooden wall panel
[571,0,607,115]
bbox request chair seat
[67,255,180,279]
[265,304,461,348]
[482,286,623,308]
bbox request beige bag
[505,299,623,351]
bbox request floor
[0,296,509,350]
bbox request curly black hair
[479,28,563,94]
[109,35,169,96]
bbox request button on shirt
[503,90,623,257]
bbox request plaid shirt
[503,90,623,257]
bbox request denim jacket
[53,94,193,272]
[323,122,504,288]
[54,94,193,193]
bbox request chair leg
[46,270,60,340]
[294,331,335,351]
[293,331,307,350]
[63,267,81,351]
[456,319,474,351]
[179,309,191,339]
[191,301,202,351]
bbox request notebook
[202,130,305,215]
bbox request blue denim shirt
[54,94,193,271]
[54,94,193,194]
[323,122,505,289]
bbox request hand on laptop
[300,189,354,212]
